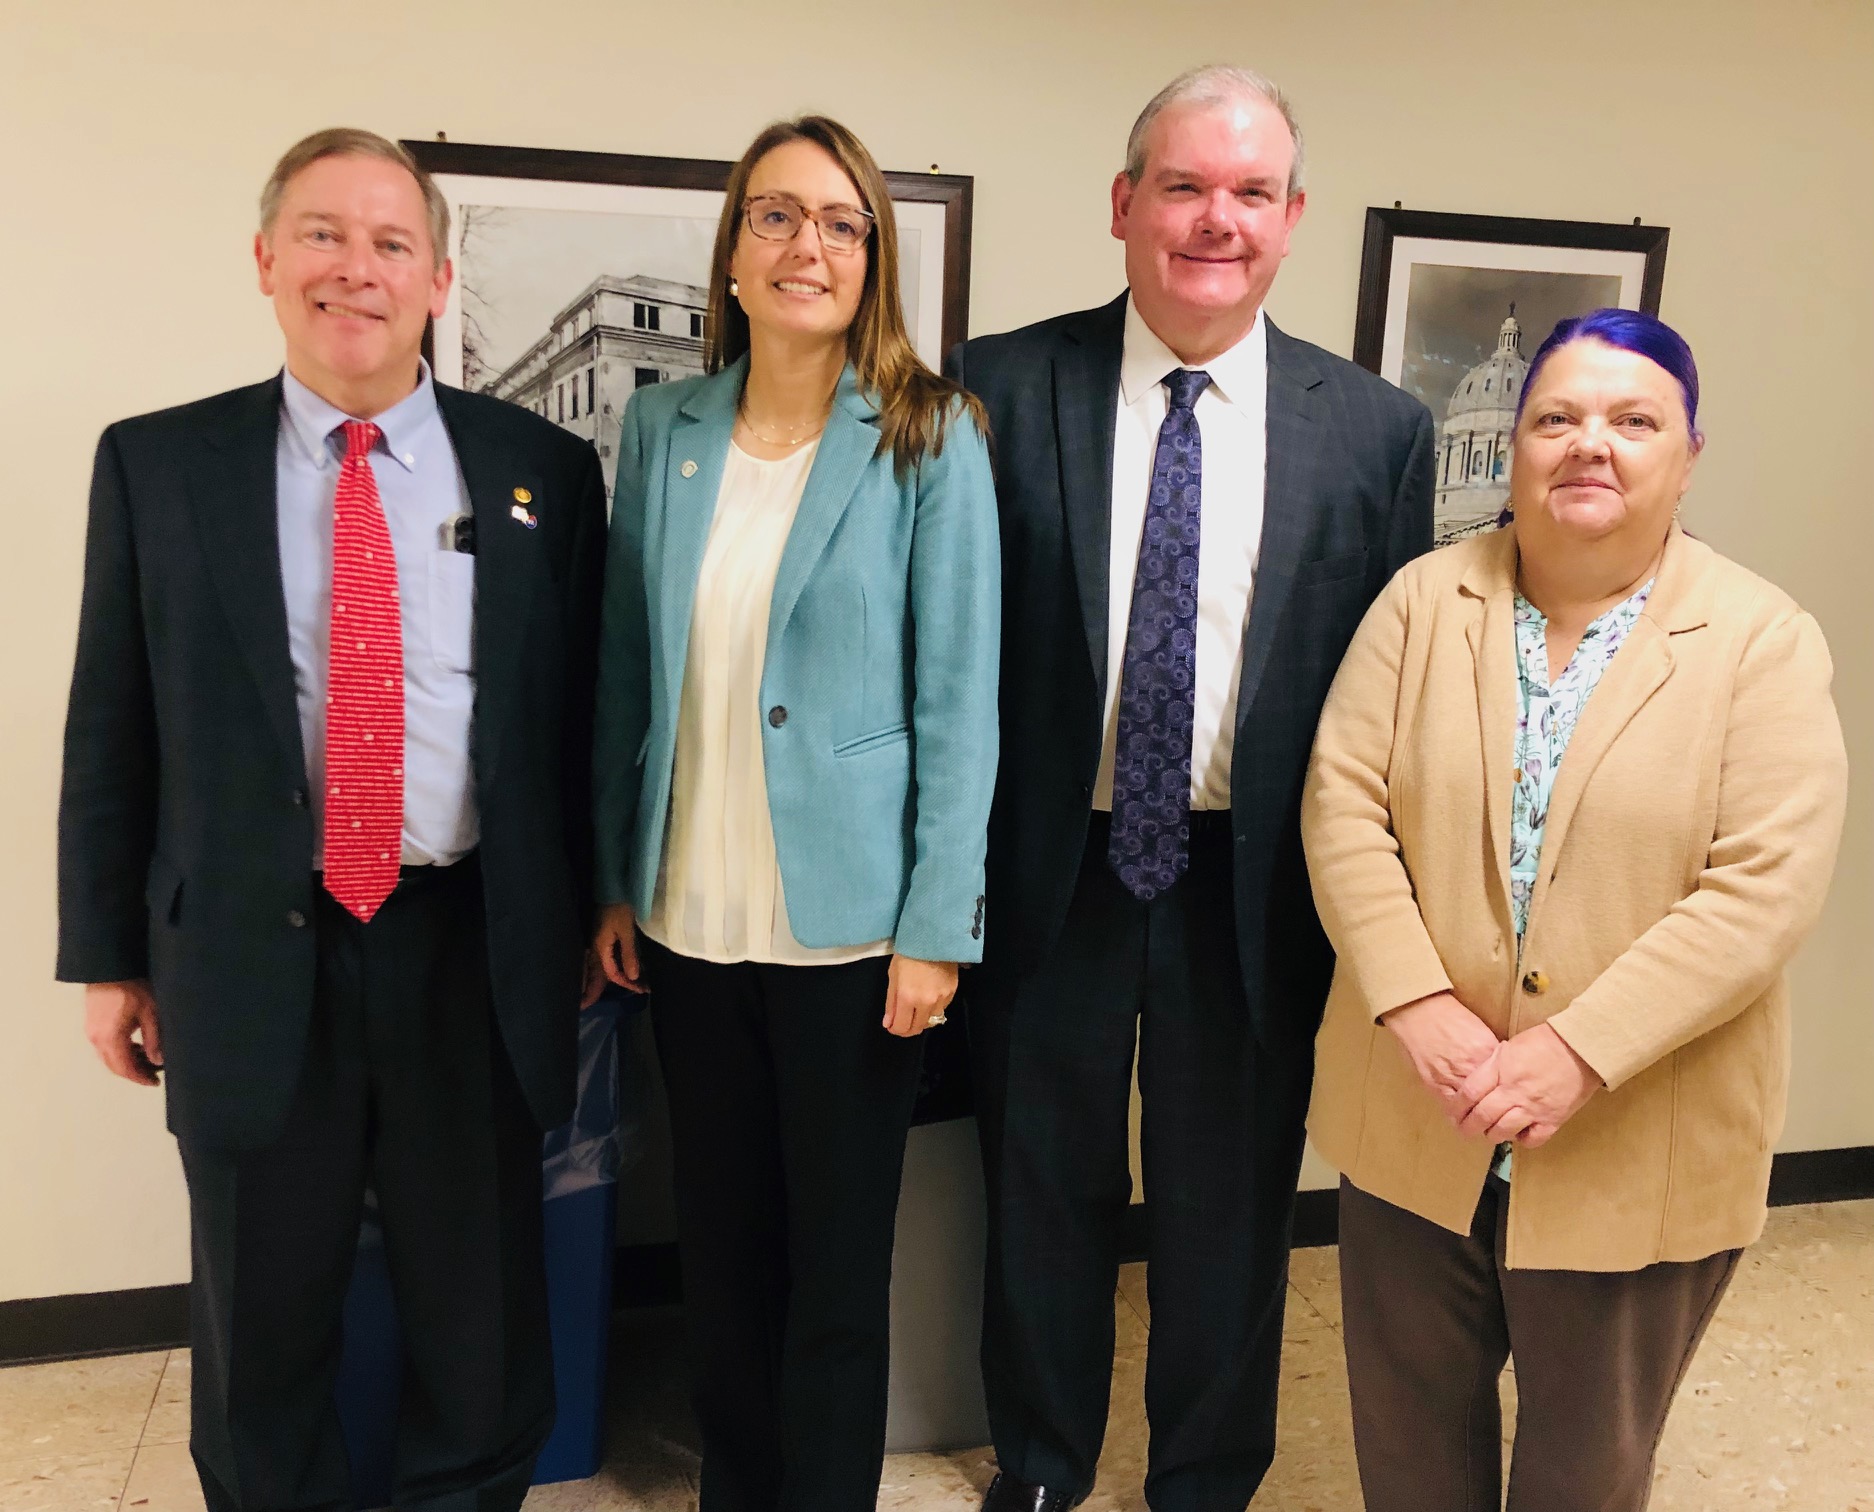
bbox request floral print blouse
[1509,579,1656,944]
[1497,578,1653,1180]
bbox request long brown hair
[704,116,987,477]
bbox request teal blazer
[593,358,1000,963]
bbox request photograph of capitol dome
[1400,265,1621,543]
[1350,207,1671,545]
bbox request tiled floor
[3,1202,1867,1511]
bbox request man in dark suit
[57,128,605,1512]
[949,67,1434,1512]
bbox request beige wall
[3,0,1867,1302]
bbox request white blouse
[641,440,893,966]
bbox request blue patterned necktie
[1108,367,1210,902]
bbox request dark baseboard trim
[0,1283,188,1367]
[1119,1199,1147,1263]
[9,1146,1868,1366]
[1120,1145,1874,1260]
[1119,1186,1338,1262]
[1767,1144,1874,1207]
[1291,1187,1340,1249]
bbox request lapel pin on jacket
[510,487,537,529]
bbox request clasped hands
[1381,990,1601,1149]
[590,902,957,1037]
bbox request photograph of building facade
[1434,307,1527,543]
[436,187,937,508]
[1385,261,1625,549]
[482,273,707,502]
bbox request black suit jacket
[56,376,606,1150]
[948,293,1434,1050]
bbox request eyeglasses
[743,193,875,254]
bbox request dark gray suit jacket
[948,293,1434,1050]
[57,377,606,1149]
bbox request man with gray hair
[58,127,606,1511]
[949,66,1433,1510]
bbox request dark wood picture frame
[402,138,974,359]
[1352,207,1670,545]
[1351,207,1669,373]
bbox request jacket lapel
[1235,320,1326,724]
[1052,294,1125,696]
[654,364,740,709]
[1462,532,1521,930]
[1533,526,1703,889]
[766,366,879,653]
[193,377,306,777]
[1535,621,1673,884]
[437,387,547,793]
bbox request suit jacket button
[286,909,308,929]
[767,705,788,728]
[290,788,308,808]
[971,924,982,940]
[1521,969,1548,996]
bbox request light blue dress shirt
[277,360,479,867]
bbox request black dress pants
[970,817,1313,1512]
[641,938,924,1512]
[177,858,554,1512]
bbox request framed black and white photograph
[403,139,974,502]
[1352,208,1669,545]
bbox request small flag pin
[510,503,537,528]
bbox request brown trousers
[1338,1177,1738,1512]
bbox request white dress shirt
[1093,300,1268,813]
[276,361,479,867]
[643,440,892,965]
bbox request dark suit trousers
[1338,1177,1739,1512]
[177,858,554,1512]
[970,817,1313,1512]
[641,939,924,1512]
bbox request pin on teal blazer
[593,357,1000,963]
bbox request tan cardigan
[1302,525,1847,1271]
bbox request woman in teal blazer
[591,116,997,1511]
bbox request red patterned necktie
[322,420,404,921]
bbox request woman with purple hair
[1299,309,1848,1510]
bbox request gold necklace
[737,388,834,447]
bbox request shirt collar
[1119,296,1266,410]
[278,357,439,475]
